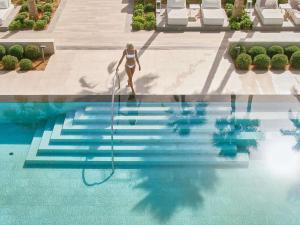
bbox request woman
[116,43,141,95]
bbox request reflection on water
[133,168,217,223]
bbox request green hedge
[132,2,155,31]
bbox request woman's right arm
[116,50,125,71]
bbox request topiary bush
[19,58,33,71]
[267,45,284,58]
[23,19,35,29]
[0,45,6,60]
[271,54,288,70]
[229,20,240,30]
[15,12,28,23]
[145,12,155,21]
[290,51,300,69]
[284,46,300,59]
[41,15,50,23]
[37,3,44,13]
[134,3,144,11]
[44,11,52,18]
[144,3,154,12]
[24,45,40,60]
[34,20,47,30]
[133,8,144,16]
[43,3,53,13]
[253,54,270,70]
[236,53,252,70]
[240,17,253,30]
[2,55,18,70]
[9,20,22,31]
[8,44,24,60]
[248,46,267,59]
[229,44,246,59]
[20,3,28,12]
[225,3,233,17]
[132,15,145,24]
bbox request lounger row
[166,0,300,26]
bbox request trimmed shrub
[236,53,252,70]
[144,20,155,30]
[134,3,144,11]
[248,46,267,59]
[19,58,33,71]
[15,12,28,23]
[226,0,235,4]
[132,15,145,24]
[44,11,52,17]
[34,20,47,30]
[229,44,246,59]
[284,46,300,59]
[41,15,50,23]
[290,51,300,69]
[2,55,18,70]
[144,3,155,12]
[132,21,144,30]
[267,45,284,58]
[8,44,24,60]
[24,45,40,60]
[20,3,28,12]
[37,3,44,13]
[133,8,144,17]
[145,12,155,21]
[23,19,35,29]
[43,3,53,13]
[0,45,6,60]
[271,54,288,70]
[253,54,270,70]
[229,20,240,30]
[225,3,234,17]
[9,20,22,31]
[240,17,252,30]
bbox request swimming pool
[1,99,300,225]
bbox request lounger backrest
[0,0,10,9]
[256,0,278,8]
[202,0,221,9]
[167,0,186,8]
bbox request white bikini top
[126,49,135,59]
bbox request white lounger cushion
[260,8,283,24]
[167,7,188,25]
[167,0,186,8]
[0,0,9,9]
[201,8,225,25]
[202,0,221,9]
[0,4,13,25]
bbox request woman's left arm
[135,50,141,71]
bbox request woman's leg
[125,66,135,94]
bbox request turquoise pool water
[1,101,300,225]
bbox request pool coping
[1,94,300,103]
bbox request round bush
[248,46,267,59]
[240,17,253,30]
[253,54,270,70]
[15,12,28,23]
[8,44,24,60]
[133,8,144,16]
[44,11,52,18]
[24,45,40,60]
[43,3,53,13]
[37,3,44,13]
[19,59,33,71]
[229,44,246,59]
[229,21,240,30]
[134,3,144,11]
[144,20,155,30]
[236,53,252,70]
[20,3,28,12]
[132,21,144,30]
[145,12,155,21]
[2,55,18,70]
[41,15,50,23]
[144,3,154,12]
[23,19,35,29]
[290,51,300,69]
[0,45,5,60]
[9,20,22,31]
[271,54,288,70]
[267,45,284,58]
[34,20,47,30]
[132,15,145,24]
[284,46,300,59]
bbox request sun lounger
[0,0,14,26]
[167,0,188,25]
[255,0,284,25]
[201,0,226,26]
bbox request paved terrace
[0,0,300,96]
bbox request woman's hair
[126,43,134,49]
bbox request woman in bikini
[116,43,141,95]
